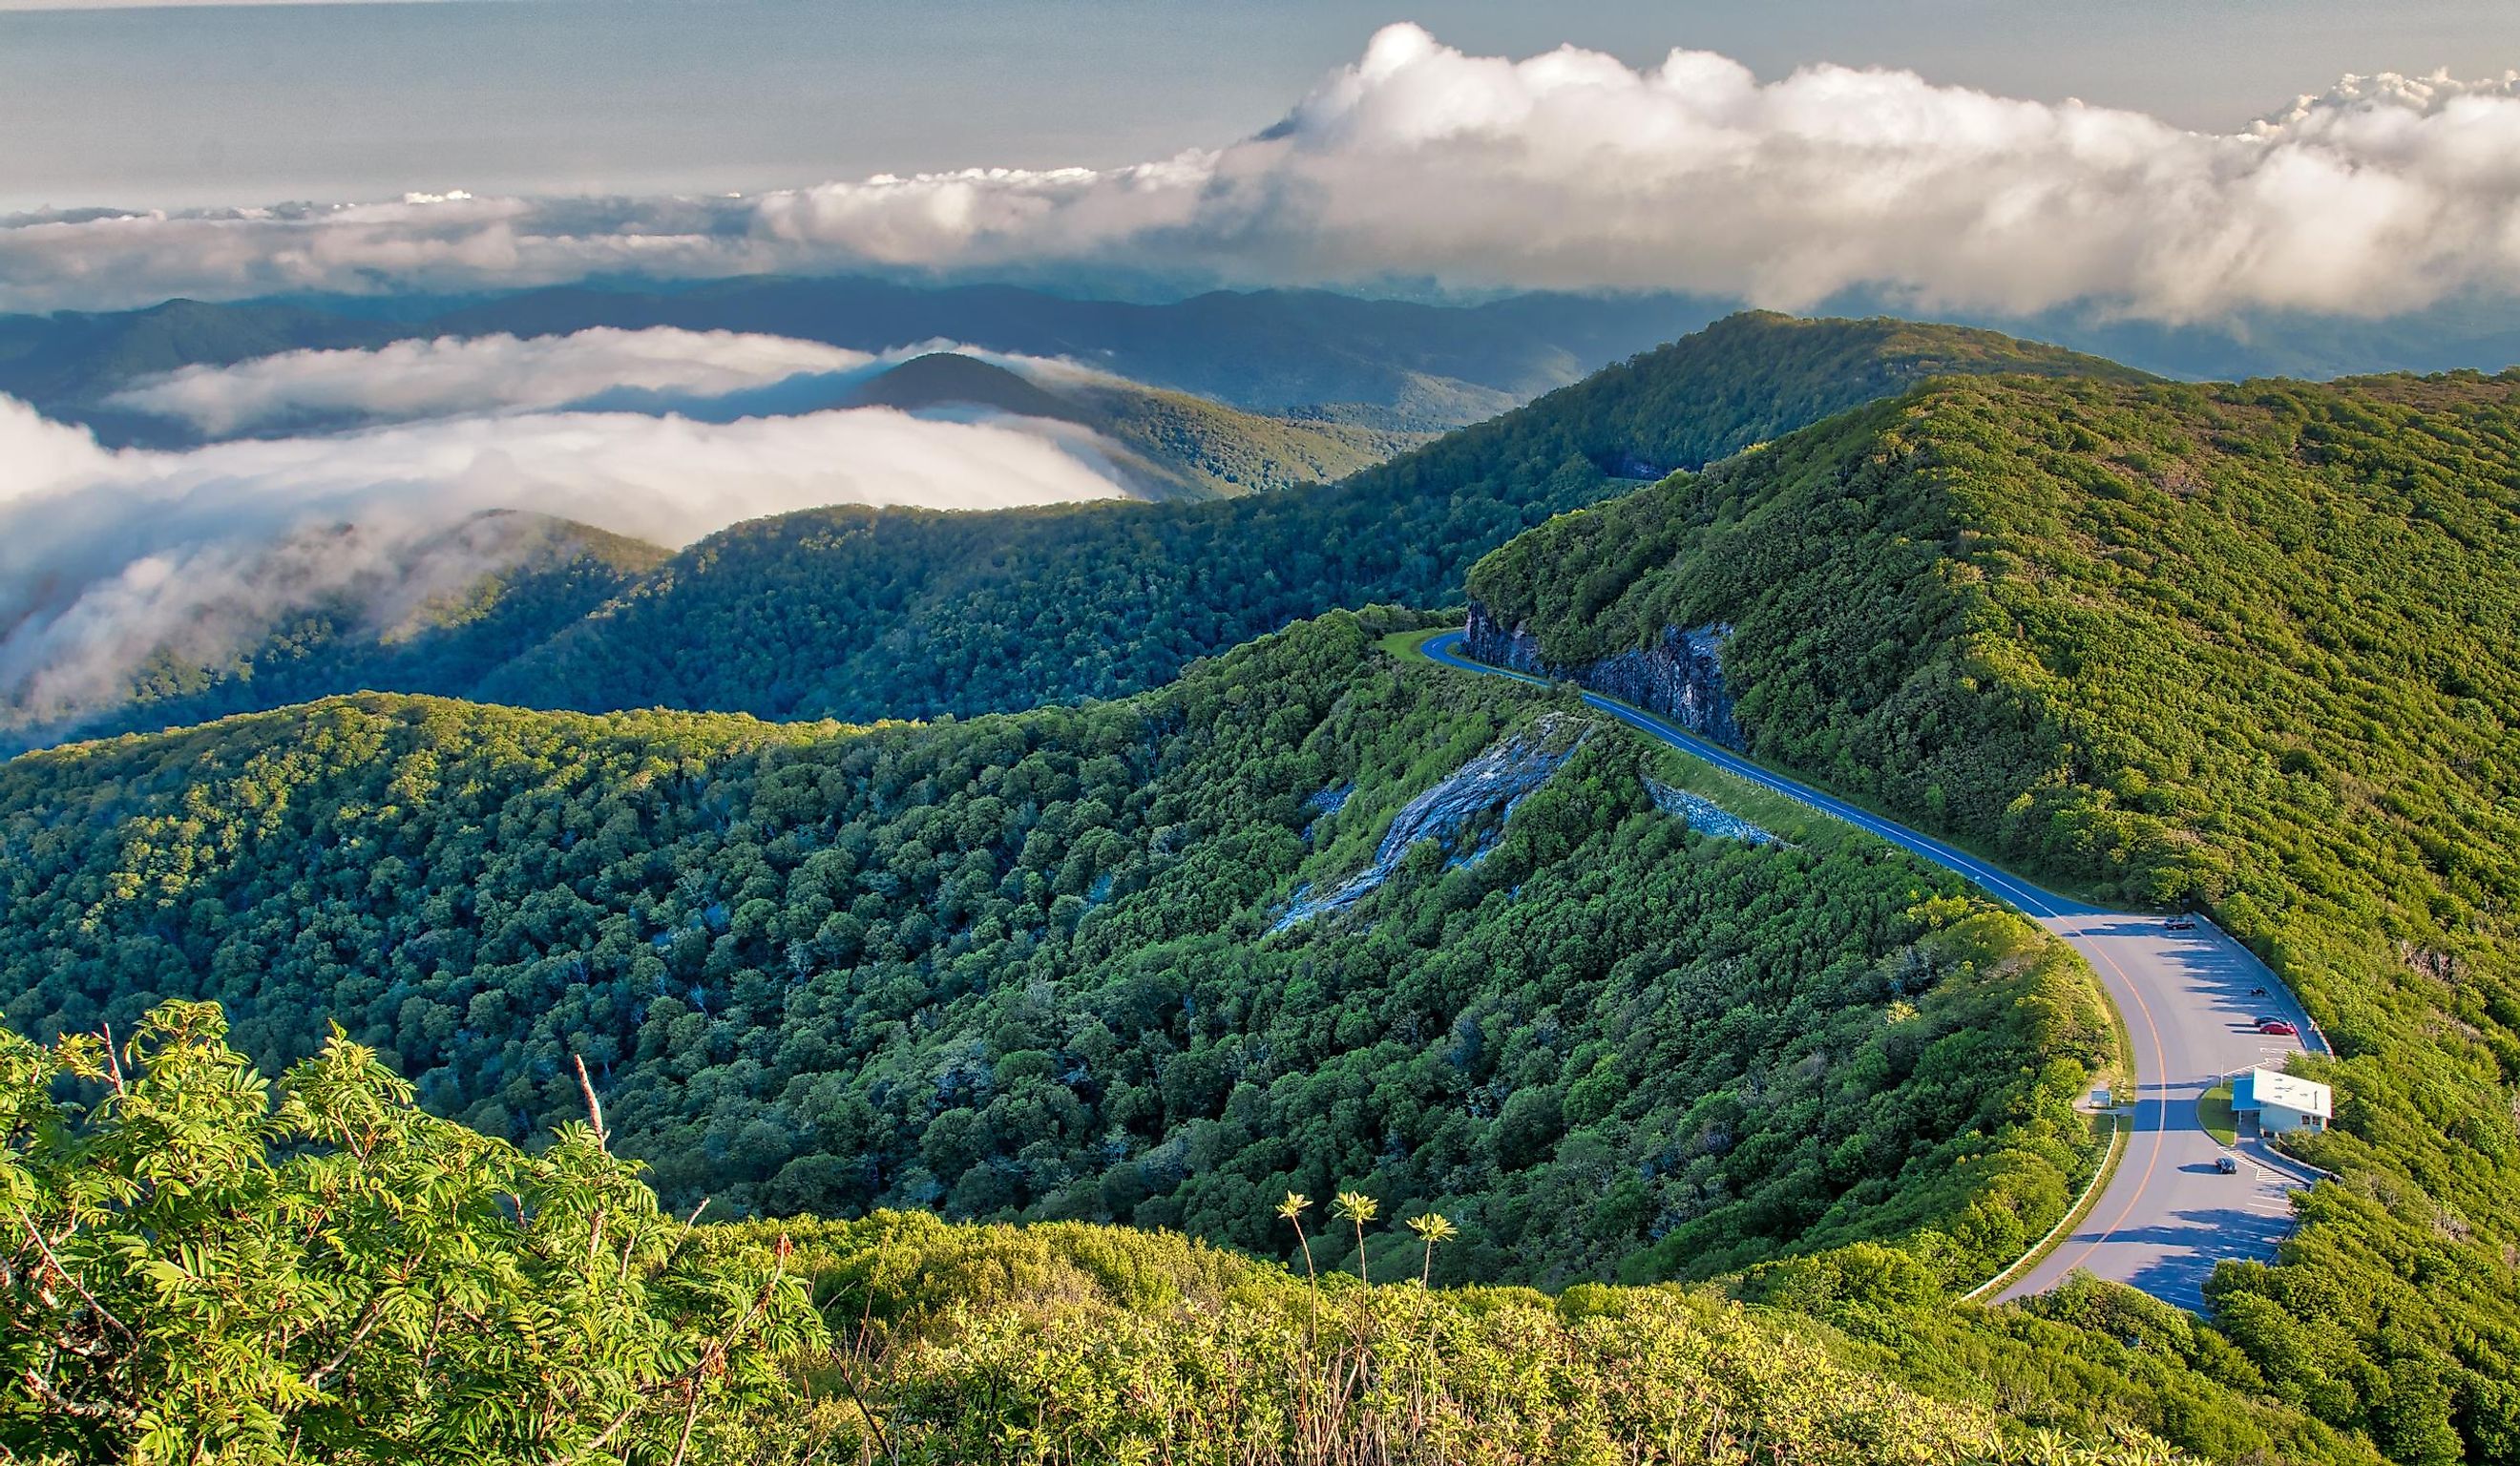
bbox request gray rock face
[1272,714,1589,932]
[1645,780,1779,845]
[1464,602,1742,748]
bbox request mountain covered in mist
[10,272,2520,451]
[838,351,1431,499]
[473,312,2135,723]
[0,311,2122,754]
[0,513,665,753]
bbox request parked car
[2165,917,2197,931]
[2216,1155,2239,1174]
[2258,1018,2299,1037]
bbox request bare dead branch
[98,1022,127,1097]
[573,1053,610,1149]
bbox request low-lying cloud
[9,28,2520,322]
[106,327,880,435]
[102,326,1101,438]
[0,391,1129,728]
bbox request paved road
[1417,631,2323,1313]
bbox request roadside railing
[1960,1109,2128,1305]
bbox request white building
[2234,1068,2332,1137]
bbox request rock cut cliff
[1463,603,1742,748]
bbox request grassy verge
[1376,625,1448,660]
[1962,1110,2127,1304]
[2199,1082,2238,1146]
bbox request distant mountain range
[0,275,1736,439]
[7,275,2518,451]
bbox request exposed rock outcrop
[1272,714,1590,932]
[1464,602,1742,747]
[1646,780,1780,845]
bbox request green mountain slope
[0,609,2103,1287]
[847,351,1430,498]
[1467,368,2520,1462]
[480,313,2135,723]
[3,513,667,753]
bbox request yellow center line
[2036,915,2174,1284]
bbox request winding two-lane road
[1416,630,2323,1313]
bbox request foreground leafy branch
[0,1002,822,1465]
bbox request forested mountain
[478,312,2133,723]
[0,313,2115,759]
[0,609,2369,1462]
[0,610,2106,1288]
[0,513,668,755]
[841,351,1430,498]
[1468,368,2520,1462]
[0,278,1733,435]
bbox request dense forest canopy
[1469,367,2520,1463]
[0,611,2109,1296]
[0,608,2368,1458]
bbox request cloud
[101,326,1111,438]
[9,28,2520,322]
[0,392,1128,726]
[105,327,881,436]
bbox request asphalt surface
[1417,630,2322,1314]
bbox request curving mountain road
[1416,630,2325,1313]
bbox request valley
[6,306,2515,1466]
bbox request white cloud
[0,393,1128,726]
[107,327,879,435]
[9,29,2520,322]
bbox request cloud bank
[0,391,1128,726]
[10,27,2520,322]
[106,327,880,435]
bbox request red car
[2258,1018,2299,1037]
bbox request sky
[4,1,2517,216]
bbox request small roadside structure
[2234,1068,2332,1136]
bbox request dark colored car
[2216,1155,2239,1175]
[2165,917,2197,931]
[2258,1018,2299,1037]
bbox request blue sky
[5,1,2516,214]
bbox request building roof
[2236,1068,2331,1119]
